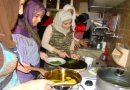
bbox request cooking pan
[59,57,87,72]
[45,69,82,90]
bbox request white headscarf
[52,10,72,34]
[63,4,76,30]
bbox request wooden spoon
[24,66,47,76]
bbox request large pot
[45,69,82,90]
[96,67,130,90]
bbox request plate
[45,57,66,66]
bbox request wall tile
[105,0,130,70]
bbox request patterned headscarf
[63,4,76,30]
[52,10,72,34]
[0,0,20,48]
[15,0,45,45]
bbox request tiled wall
[104,0,130,69]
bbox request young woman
[0,0,24,89]
[42,10,80,60]
[63,4,76,30]
[0,0,53,90]
[63,4,87,48]
[12,0,48,83]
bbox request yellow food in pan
[51,76,77,84]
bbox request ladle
[24,66,47,76]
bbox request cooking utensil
[96,67,130,90]
[45,69,82,89]
[24,66,47,76]
[59,57,87,72]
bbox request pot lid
[97,67,130,87]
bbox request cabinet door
[43,0,73,10]
[59,0,70,9]
[44,0,57,9]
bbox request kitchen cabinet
[88,0,127,13]
[43,0,73,11]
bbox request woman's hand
[74,39,87,48]
[74,40,81,48]
[16,62,31,73]
[70,51,80,60]
[8,79,53,90]
[58,51,70,58]
[79,39,87,47]
[40,52,48,60]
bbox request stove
[71,77,97,90]
[51,77,97,90]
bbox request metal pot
[45,69,82,90]
[96,67,130,90]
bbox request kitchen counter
[76,48,106,67]
[79,67,96,78]
[43,48,107,84]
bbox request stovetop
[51,77,97,90]
[71,77,97,90]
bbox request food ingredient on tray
[68,59,76,64]
[49,60,62,64]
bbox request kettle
[112,43,129,67]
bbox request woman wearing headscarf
[63,4,87,48]
[63,4,76,30]
[0,0,22,89]
[0,0,53,89]
[42,10,80,63]
[77,13,91,39]
[12,0,48,83]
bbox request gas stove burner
[78,77,97,90]
[85,80,93,86]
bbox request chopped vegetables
[68,59,76,64]
[49,60,62,64]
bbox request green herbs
[49,60,62,64]
[68,59,76,64]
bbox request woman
[0,0,53,90]
[42,10,80,60]
[63,4,76,30]
[0,0,23,89]
[63,4,87,48]
[12,0,48,83]
[37,8,53,68]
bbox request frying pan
[59,57,87,72]
[45,69,82,87]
